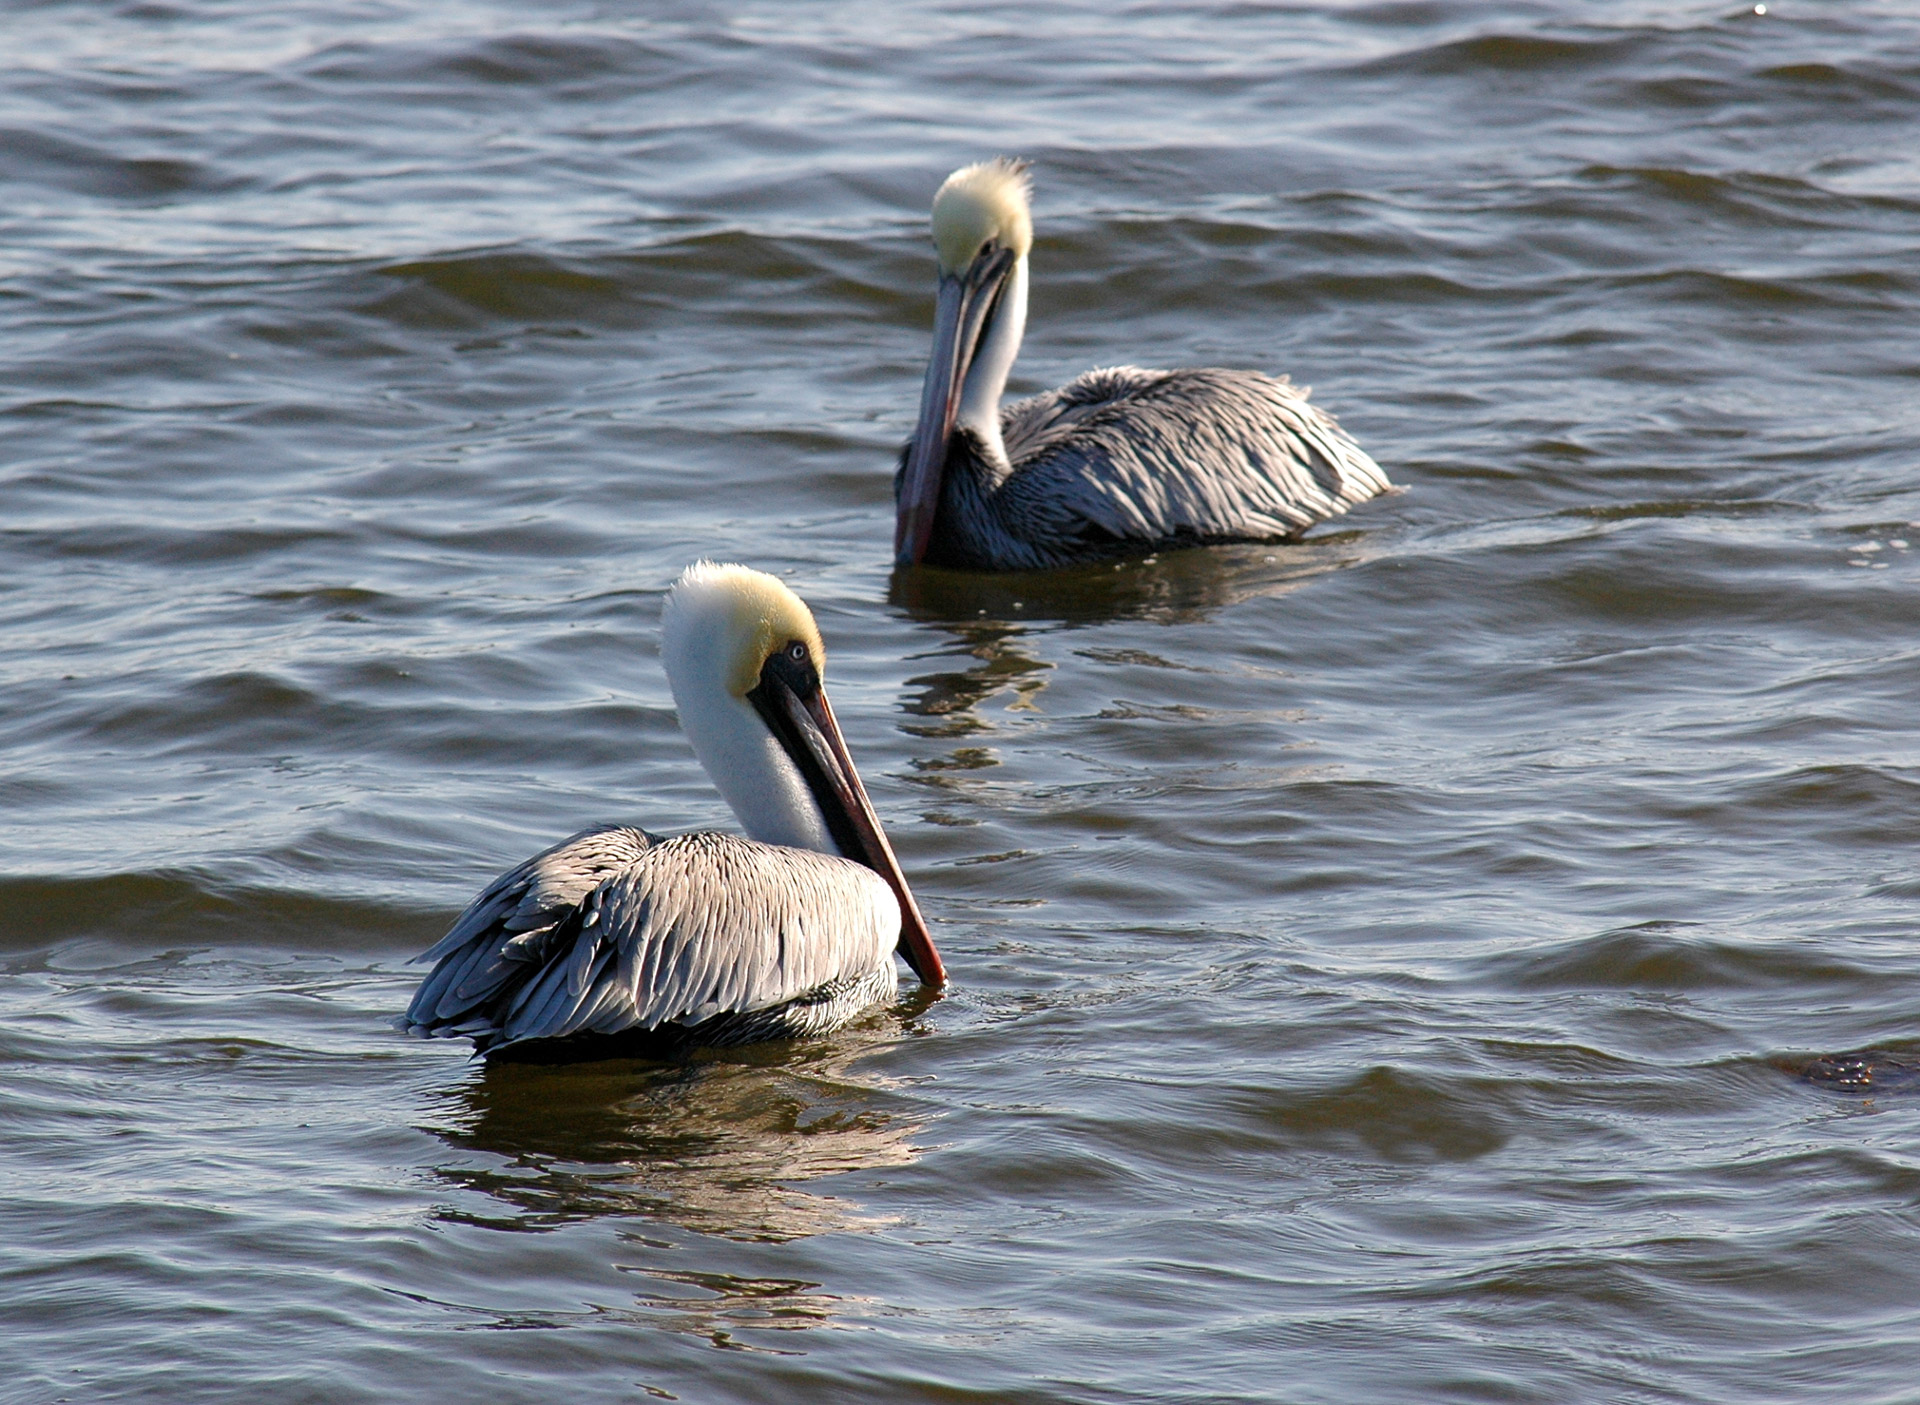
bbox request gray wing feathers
[406,830,899,1051]
[999,366,1389,563]
[585,836,896,1030]
[405,823,656,1028]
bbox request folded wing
[1000,366,1390,559]
[405,827,900,1053]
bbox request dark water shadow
[420,1010,934,1243]
[886,534,1372,630]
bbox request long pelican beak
[896,244,1016,566]
[750,653,947,987]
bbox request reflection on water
[423,1015,932,1244]
[889,540,1373,801]
[888,537,1372,745]
[886,534,1374,630]
[614,1262,861,1356]
[900,622,1054,738]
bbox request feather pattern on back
[405,827,901,1055]
[905,365,1390,571]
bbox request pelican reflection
[888,536,1369,632]
[424,1018,934,1244]
[900,621,1055,739]
[887,543,1364,753]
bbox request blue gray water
[5,1,1920,1400]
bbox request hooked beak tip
[905,924,946,988]
[787,681,947,990]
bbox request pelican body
[896,160,1391,571]
[405,563,945,1060]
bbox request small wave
[1555,498,1812,525]
[368,251,629,328]
[1355,29,1650,79]
[362,229,897,332]
[0,125,239,201]
[249,584,401,617]
[1628,62,1920,119]
[76,668,330,751]
[0,870,433,956]
[1197,1064,1514,1165]
[1717,764,1920,846]
[1577,163,1920,226]
[1757,62,1920,104]
[1604,267,1916,312]
[298,31,677,92]
[1479,922,1875,994]
[0,522,358,568]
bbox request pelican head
[931,157,1033,276]
[897,158,1034,566]
[663,562,945,986]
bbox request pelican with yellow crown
[405,562,945,1060]
[895,159,1392,571]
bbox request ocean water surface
[4,1,1920,1400]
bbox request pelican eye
[785,640,808,663]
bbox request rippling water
[6,1,1920,1400]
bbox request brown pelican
[405,562,945,1060]
[896,159,1392,570]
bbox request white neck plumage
[663,627,835,855]
[953,255,1028,470]
[686,691,836,853]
